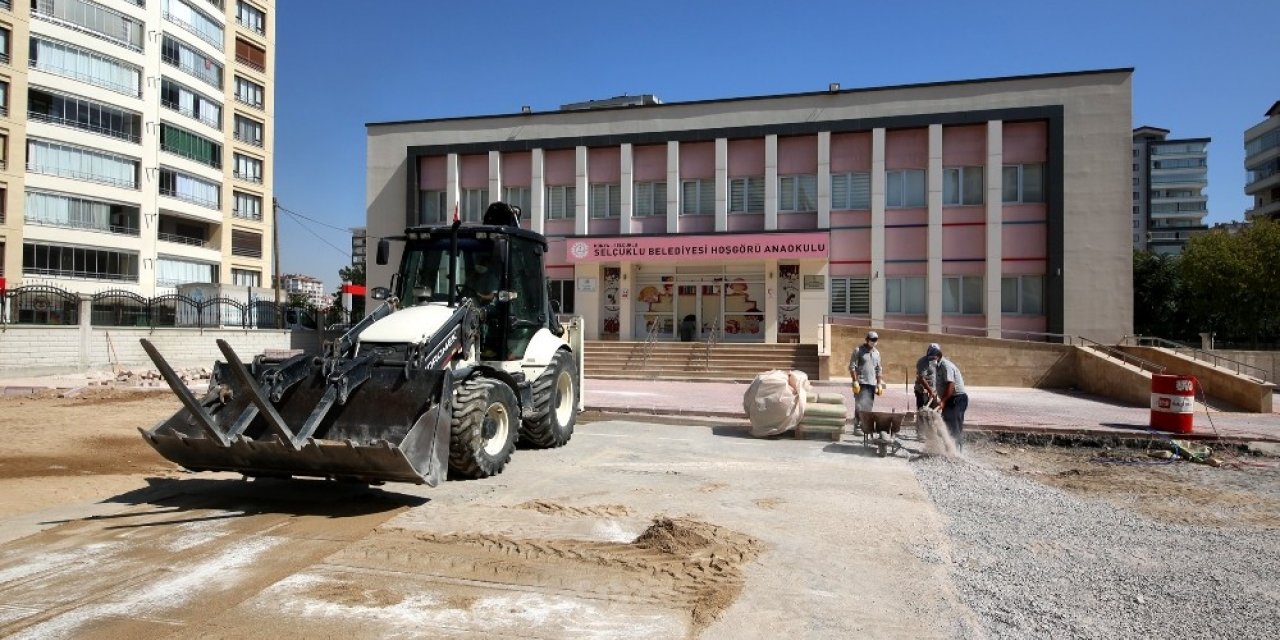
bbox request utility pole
[272,197,281,328]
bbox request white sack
[743,369,811,437]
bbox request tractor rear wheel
[520,350,578,448]
[448,377,518,479]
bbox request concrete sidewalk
[584,377,1280,444]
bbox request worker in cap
[915,343,941,410]
[848,331,883,431]
[934,345,968,451]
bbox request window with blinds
[546,185,576,219]
[886,170,926,208]
[231,229,262,258]
[159,167,220,208]
[729,176,765,213]
[779,174,818,212]
[943,167,984,206]
[30,37,142,96]
[162,35,223,89]
[634,181,667,217]
[161,78,222,129]
[419,190,446,224]
[942,276,984,314]
[502,186,530,214]
[27,138,140,188]
[233,191,262,220]
[886,277,927,314]
[160,123,222,167]
[234,153,263,183]
[589,183,621,218]
[231,268,261,287]
[831,172,871,210]
[234,114,263,146]
[33,0,144,51]
[235,38,266,72]
[460,189,487,222]
[163,0,223,47]
[681,179,714,215]
[234,76,264,108]
[830,277,870,314]
[1002,164,1045,203]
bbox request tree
[1179,219,1280,347]
[333,263,366,323]
[338,263,365,286]
[1132,250,1185,339]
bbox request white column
[986,120,1004,339]
[446,153,460,220]
[666,141,680,233]
[619,261,633,338]
[575,146,589,235]
[488,150,502,207]
[620,143,634,235]
[928,124,943,333]
[765,259,779,343]
[530,148,546,234]
[870,128,886,327]
[818,131,832,229]
[765,134,779,230]
[714,138,728,231]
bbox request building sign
[566,232,830,264]
[803,275,825,290]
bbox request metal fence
[2,285,354,330]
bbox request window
[156,257,217,286]
[0,27,10,65]
[233,114,263,146]
[778,174,817,212]
[942,276,983,314]
[30,36,142,96]
[27,87,143,142]
[548,279,575,314]
[23,241,138,281]
[235,37,265,72]
[1002,164,1045,203]
[231,268,261,287]
[1133,163,1139,172]
[234,76,264,108]
[419,189,446,224]
[943,166,984,206]
[1132,206,1139,215]
[589,183,621,218]
[233,153,262,183]
[25,190,139,235]
[159,167,220,208]
[1001,275,1044,314]
[233,190,261,220]
[681,178,714,215]
[160,123,222,167]
[160,78,222,129]
[231,228,262,258]
[886,170,926,208]
[633,181,667,217]
[831,172,871,210]
[32,0,143,51]
[729,176,765,213]
[27,138,139,188]
[161,35,223,89]
[546,184,576,219]
[830,277,870,314]
[460,188,487,222]
[501,186,530,215]
[162,0,223,47]
[236,1,266,34]
[886,276,926,314]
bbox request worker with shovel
[915,343,941,410]
[849,331,883,432]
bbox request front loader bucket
[139,340,451,486]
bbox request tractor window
[505,236,546,359]
[400,237,495,306]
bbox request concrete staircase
[584,341,819,382]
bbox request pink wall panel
[887,210,929,226]
[1002,315,1048,333]
[633,144,666,181]
[778,212,817,230]
[1002,223,1047,261]
[419,156,446,190]
[545,239,570,270]
[589,217,620,236]
[680,142,715,178]
[777,136,817,174]
[942,261,986,276]
[459,154,488,189]
[544,149,575,185]
[941,224,986,261]
[727,139,764,176]
[885,129,927,169]
[941,208,987,225]
[589,147,620,182]
[502,152,531,186]
[1001,258,1047,276]
[942,315,985,331]
[1001,203,1047,223]
[727,213,764,232]
[830,228,871,266]
[830,132,872,173]
[942,125,986,166]
[545,219,575,237]
[885,225,926,261]
[631,216,667,234]
[830,210,871,228]
[1003,121,1048,163]
[885,316,928,329]
[680,215,715,233]
[885,262,927,276]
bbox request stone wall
[1116,346,1273,413]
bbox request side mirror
[494,235,509,282]
[371,286,390,300]
[376,238,390,265]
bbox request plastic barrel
[1150,374,1195,434]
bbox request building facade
[350,226,365,267]
[1245,101,1280,222]
[367,69,1134,344]
[280,272,328,308]
[0,0,275,296]
[1132,126,1209,254]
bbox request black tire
[448,377,518,479]
[520,350,578,448]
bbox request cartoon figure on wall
[601,267,620,336]
[778,264,800,335]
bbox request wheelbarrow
[859,410,907,457]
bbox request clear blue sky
[273,0,1277,286]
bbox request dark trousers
[914,389,932,410]
[942,393,968,448]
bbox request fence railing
[1124,335,1271,382]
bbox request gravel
[912,454,1280,639]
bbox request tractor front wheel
[448,378,518,479]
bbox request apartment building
[1132,126,1210,255]
[280,272,328,308]
[1245,101,1280,222]
[367,69,1134,344]
[350,226,365,267]
[0,0,275,295]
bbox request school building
[365,68,1134,345]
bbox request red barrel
[1150,374,1195,434]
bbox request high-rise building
[1131,127,1209,255]
[280,272,329,308]
[350,226,366,267]
[0,0,275,294]
[1244,101,1280,222]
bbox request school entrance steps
[584,341,819,382]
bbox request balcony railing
[159,186,220,210]
[159,232,209,248]
[32,0,144,52]
[163,11,224,48]
[161,98,222,130]
[1246,164,1280,189]
[26,216,140,236]
[235,54,265,73]
[234,171,262,184]
[162,52,222,90]
[234,131,263,147]
[233,208,262,221]
[234,93,264,109]
[231,246,262,258]
[0,52,9,65]
[160,141,221,169]
[27,163,138,190]
[30,57,142,97]
[28,110,142,143]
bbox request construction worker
[934,346,968,451]
[915,343,941,410]
[848,331,883,431]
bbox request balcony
[234,131,263,147]
[158,231,209,248]
[1246,200,1280,221]
[234,171,262,184]
[159,186,220,210]
[28,110,142,143]
[235,54,264,72]
[1246,161,1280,192]
[163,11,224,48]
[161,98,222,130]
[25,216,140,237]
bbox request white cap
[866,331,879,340]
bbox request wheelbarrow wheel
[877,441,888,457]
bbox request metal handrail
[822,314,1076,345]
[1077,336,1166,374]
[158,232,208,247]
[1126,335,1270,382]
[702,319,720,371]
[639,320,660,371]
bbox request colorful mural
[778,264,800,336]
[601,267,620,337]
